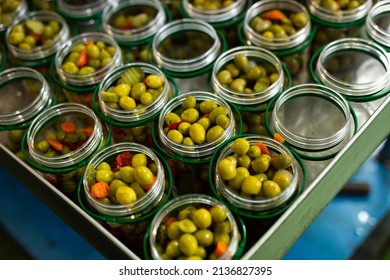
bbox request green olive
[189,123,206,144]
[218,158,237,181]
[241,175,262,195]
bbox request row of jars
[1,0,390,260]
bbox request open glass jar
[0,0,28,39]
[153,91,238,195]
[151,18,224,94]
[54,0,108,34]
[93,62,176,145]
[52,32,122,107]
[0,67,55,159]
[266,83,357,185]
[307,0,373,53]
[241,0,313,84]
[210,135,305,219]
[146,194,246,260]
[100,0,168,63]
[310,38,390,127]
[78,142,173,258]
[361,0,390,52]
[22,103,111,201]
[6,10,70,72]
[179,0,251,48]
[210,45,287,136]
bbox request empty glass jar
[267,83,357,185]
[151,18,224,94]
[311,38,390,128]
[0,67,55,159]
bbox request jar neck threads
[152,18,222,73]
[55,32,122,86]
[243,0,311,50]
[271,84,353,153]
[0,67,52,127]
[157,91,236,159]
[6,11,70,61]
[211,46,285,106]
[181,0,248,23]
[365,0,390,51]
[307,0,373,25]
[83,142,166,218]
[315,38,390,97]
[96,62,172,123]
[101,0,167,45]
[27,103,103,168]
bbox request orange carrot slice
[261,9,287,20]
[76,48,89,67]
[60,121,77,134]
[255,141,270,155]
[274,133,285,144]
[46,137,63,152]
[90,181,110,199]
[214,241,228,257]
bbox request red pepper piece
[116,151,133,167]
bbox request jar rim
[0,67,52,127]
[315,38,390,97]
[152,18,222,73]
[243,0,311,50]
[82,142,166,218]
[212,135,300,214]
[365,0,390,51]
[101,0,167,45]
[55,0,106,19]
[96,62,173,123]
[211,45,285,105]
[25,103,103,169]
[6,10,71,61]
[270,83,353,152]
[54,32,123,86]
[181,0,248,24]
[307,0,373,25]
[148,193,241,260]
[157,91,236,159]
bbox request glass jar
[241,0,314,84]
[21,103,111,201]
[52,32,123,107]
[0,67,55,159]
[5,10,70,73]
[311,38,390,128]
[29,0,54,11]
[54,0,108,34]
[78,142,173,259]
[180,0,251,48]
[100,0,168,63]
[153,91,238,195]
[146,194,246,260]
[151,18,224,94]
[210,135,304,218]
[0,0,28,39]
[93,62,176,146]
[210,45,287,136]
[362,0,390,52]
[307,0,373,53]
[266,83,357,185]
